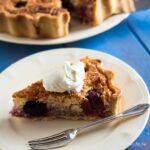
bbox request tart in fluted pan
[0,0,135,38]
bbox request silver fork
[28,104,150,150]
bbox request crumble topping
[0,0,66,16]
[6,6,67,15]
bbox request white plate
[0,14,129,45]
[0,48,149,150]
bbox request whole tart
[0,0,134,39]
[11,57,122,120]
[0,0,70,38]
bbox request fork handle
[77,104,150,132]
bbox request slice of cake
[0,0,70,38]
[11,57,121,120]
[63,0,135,26]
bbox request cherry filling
[15,1,27,8]
[23,101,48,117]
[62,0,74,10]
[81,89,108,117]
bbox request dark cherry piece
[62,0,74,10]
[81,89,107,117]
[81,100,93,115]
[15,1,27,8]
[23,101,48,117]
[86,89,101,106]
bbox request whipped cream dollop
[43,61,85,93]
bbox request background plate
[0,14,129,45]
[0,48,149,150]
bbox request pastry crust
[12,57,122,120]
[0,0,70,38]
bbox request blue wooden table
[0,9,150,150]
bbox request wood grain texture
[0,9,150,150]
[0,42,61,71]
[127,9,150,54]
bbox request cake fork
[28,103,150,150]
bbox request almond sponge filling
[11,89,111,118]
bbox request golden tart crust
[12,57,122,120]
[0,0,70,38]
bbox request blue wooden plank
[128,117,150,150]
[0,41,61,71]
[127,9,150,54]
